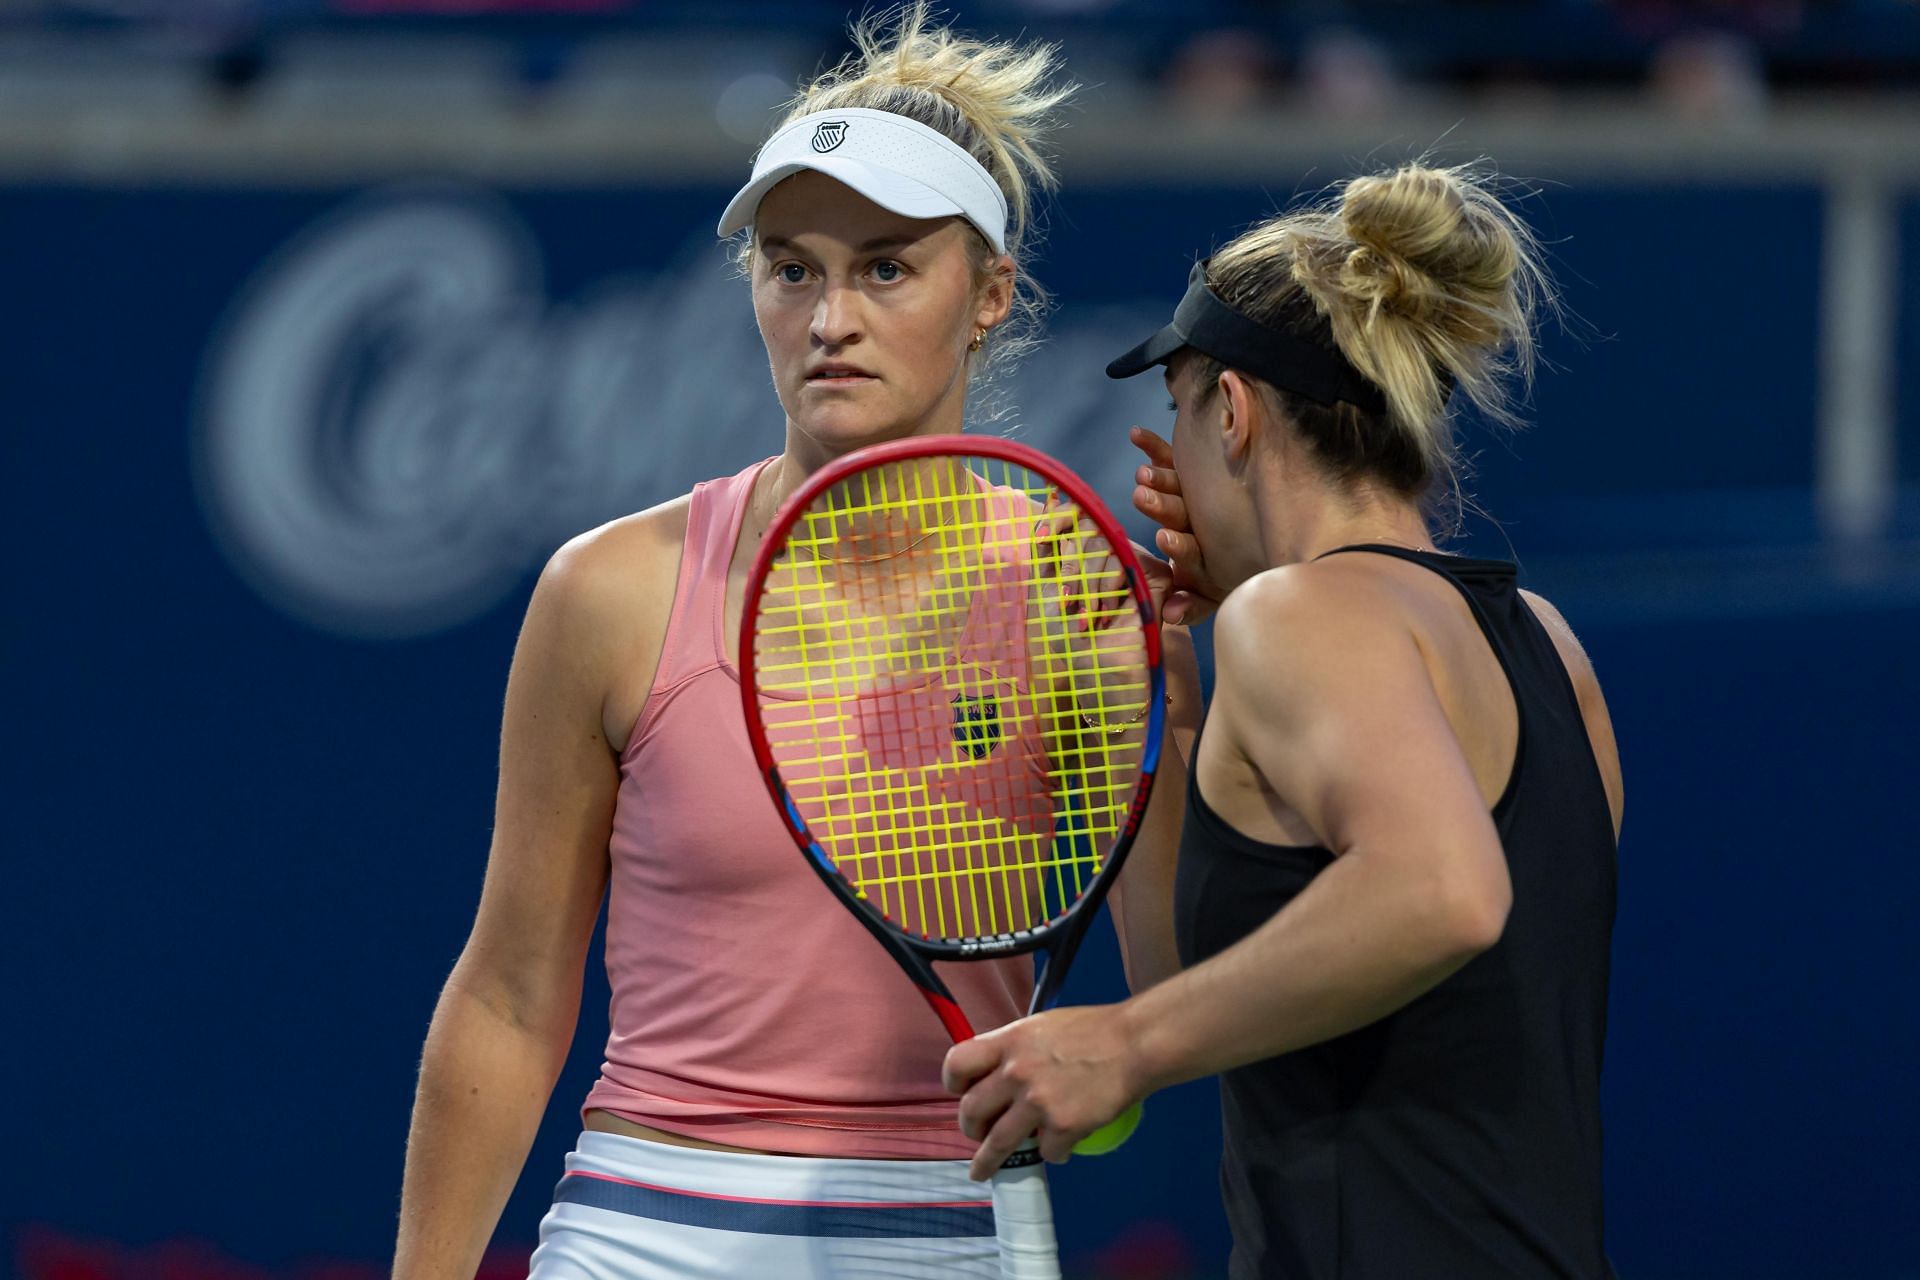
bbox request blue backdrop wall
[5,177,1916,1279]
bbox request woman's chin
[796,409,921,453]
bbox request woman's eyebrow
[856,233,923,254]
[758,232,925,256]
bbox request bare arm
[948,570,1513,1173]
[1105,621,1202,993]
[1120,573,1511,1086]
[392,535,632,1280]
[1522,590,1624,838]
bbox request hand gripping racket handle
[990,1143,1060,1279]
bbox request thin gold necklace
[804,527,941,565]
[752,459,944,565]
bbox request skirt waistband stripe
[554,1172,998,1239]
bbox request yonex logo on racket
[810,121,849,153]
[951,694,1001,760]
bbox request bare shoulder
[515,495,694,745]
[1212,562,1420,711]
[1215,560,1410,655]
[1518,588,1600,698]
[1208,562,1506,864]
[543,495,692,608]
[1520,588,1625,835]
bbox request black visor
[1106,260,1391,416]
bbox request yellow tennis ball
[1071,1100,1143,1156]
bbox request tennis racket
[739,435,1165,1280]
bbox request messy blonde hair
[1194,161,1552,526]
[746,4,1075,400]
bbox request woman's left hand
[942,1004,1144,1180]
[1129,426,1226,625]
[1129,539,1179,624]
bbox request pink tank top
[581,458,1034,1158]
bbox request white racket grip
[990,1143,1060,1279]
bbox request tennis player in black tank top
[944,163,1625,1279]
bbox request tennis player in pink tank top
[391,9,1202,1279]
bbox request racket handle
[990,1141,1060,1279]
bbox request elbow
[1429,863,1511,961]
[447,951,583,1047]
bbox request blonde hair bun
[1337,164,1525,350]
[1196,159,1554,520]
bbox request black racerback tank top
[1174,545,1618,1279]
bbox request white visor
[716,107,1009,255]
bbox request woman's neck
[1256,478,1435,570]
[762,404,968,515]
[749,410,970,543]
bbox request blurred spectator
[1613,0,1805,41]
[5,0,1918,103]
[1163,27,1277,115]
[1651,29,1769,118]
[1298,25,1401,118]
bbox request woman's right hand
[1129,426,1227,626]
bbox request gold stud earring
[969,329,985,353]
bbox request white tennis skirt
[526,1130,1028,1279]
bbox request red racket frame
[738,434,1166,1042]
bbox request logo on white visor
[811,121,849,153]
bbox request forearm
[1108,625,1201,993]
[393,975,577,1280]
[1108,734,1186,992]
[1121,846,1496,1093]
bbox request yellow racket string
[753,456,1151,943]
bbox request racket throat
[922,987,977,1044]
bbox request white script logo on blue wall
[193,184,1167,640]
